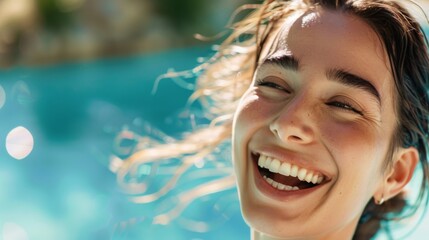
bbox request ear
[382,147,419,201]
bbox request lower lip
[252,157,326,201]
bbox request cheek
[232,92,275,181]
[321,118,386,161]
[316,120,389,224]
[233,92,273,140]
[321,119,387,196]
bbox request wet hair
[118,0,429,238]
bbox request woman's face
[232,9,398,239]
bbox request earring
[376,196,385,205]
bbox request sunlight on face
[232,9,397,239]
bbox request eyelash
[256,79,363,115]
[255,79,289,92]
[326,101,363,115]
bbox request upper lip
[250,148,332,182]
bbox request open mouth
[253,152,326,191]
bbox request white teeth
[269,159,281,173]
[290,165,298,177]
[311,175,318,184]
[264,157,272,169]
[258,155,266,167]
[257,154,325,185]
[305,172,313,183]
[279,162,291,176]
[263,176,300,191]
[272,181,279,188]
[298,168,307,181]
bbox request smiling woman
[234,6,422,239]
[119,0,429,239]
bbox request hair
[116,0,429,238]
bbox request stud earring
[376,196,385,205]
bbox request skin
[232,8,418,240]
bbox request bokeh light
[11,81,33,106]
[5,126,34,160]
[2,222,29,240]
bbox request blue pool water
[0,45,428,240]
[0,46,249,240]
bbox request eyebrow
[261,54,381,107]
[326,69,381,106]
[263,54,299,71]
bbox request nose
[269,98,315,145]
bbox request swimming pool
[0,44,428,240]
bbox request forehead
[262,8,395,99]
[271,9,389,60]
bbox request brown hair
[117,0,429,238]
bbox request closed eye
[327,101,363,115]
[256,79,290,93]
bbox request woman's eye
[327,101,363,115]
[256,79,289,92]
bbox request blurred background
[0,0,256,239]
[0,0,427,240]
[0,0,259,67]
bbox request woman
[117,0,429,239]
